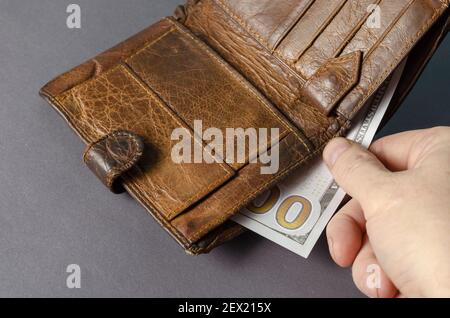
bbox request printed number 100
[247,187,312,230]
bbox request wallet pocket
[55,64,235,220]
[125,19,294,170]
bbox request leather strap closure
[83,130,145,194]
[299,51,362,116]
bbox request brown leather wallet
[40,0,449,254]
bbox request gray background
[0,0,448,298]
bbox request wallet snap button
[83,130,145,194]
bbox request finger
[370,127,450,171]
[352,236,398,298]
[327,199,365,267]
[323,138,392,210]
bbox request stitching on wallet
[291,0,347,66]
[270,0,316,52]
[303,53,353,105]
[213,0,301,71]
[56,29,176,100]
[299,52,359,117]
[124,180,192,246]
[214,0,271,50]
[331,0,384,58]
[126,28,176,62]
[364,0,416,60]
[324,53,360,111]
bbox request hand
[323,127,450,298]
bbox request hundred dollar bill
[233,60,407,258]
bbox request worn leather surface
[41,0,449,254]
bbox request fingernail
[323,138,351,168]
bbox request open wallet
[40,0,449,254]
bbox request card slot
[341,0,415,59]
[275,0,347,66]
[215,0,316,52]
[294,0,383,78]
[271,0,316,52]
[332,0,384,58]
[337,0,446,118]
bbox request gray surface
[0,0,448,298]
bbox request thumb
[323,138,392,210]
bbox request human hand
[323,127,450,298]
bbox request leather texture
[40,0,449,254]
